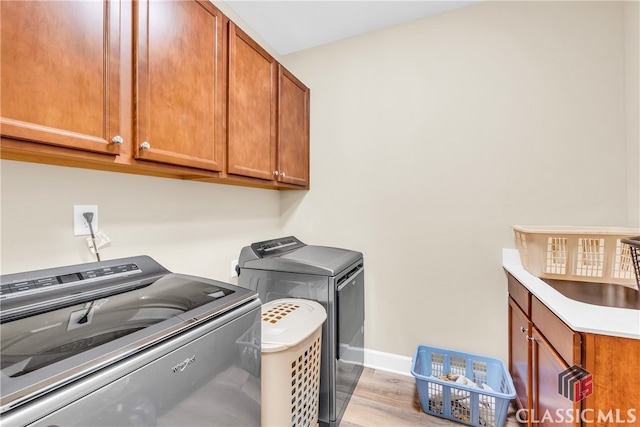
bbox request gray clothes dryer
[238,236,364,427]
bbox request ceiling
[224,1,482,55]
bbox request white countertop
[502,248,640,340]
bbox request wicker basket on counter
[512,225,640,287]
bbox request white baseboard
[363,348,413,377]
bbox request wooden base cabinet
[531,327,580,427]
[582,334,640,427]
[509,297,531,420]
[509,297,580,427]
[508,273,640,427]
[508,274,581,427]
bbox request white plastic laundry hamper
[261,298,327,427]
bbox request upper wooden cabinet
[1,1,310,190]
[227,24,310,188]
[277,65,310,188]
[134,0,226,171]
[1,0,122,156]
[227,22,277,182]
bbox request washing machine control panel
[1,263,142,299]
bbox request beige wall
[0,1,637,364]
[280,1,635,360]
[625,1,640,227]
[0,160,282,281]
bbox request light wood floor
[340,367,522,427]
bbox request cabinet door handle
[111,135,124,145]
[520,326,528,333]
[140,142,151,151]
[280,172,286,178]
[273,170,279,177]
[526,335,535,342]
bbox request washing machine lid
[240,237,362,276]
[0,256,257,414]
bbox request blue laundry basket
[411,344,515,427]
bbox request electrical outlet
[231,260,239,277]
[74,205,98,236]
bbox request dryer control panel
[249,236,306,258]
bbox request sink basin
[542,278,640,310]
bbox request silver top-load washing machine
[1,256,261,427]
[238,236,364,427]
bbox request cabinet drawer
[531,296,580,365]
[508,274,530,315]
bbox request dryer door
[335,265,364,421]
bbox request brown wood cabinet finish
[1,0,121,155]
[227,22,277,181]
[277,65,310,188]
[582,334,640,426]
[1,1,310,190]
[531,328,580,427]
[509,297,532,420]
[531,296,581,367]
[508,273,531,315]
[508,272,640,427]
[508,273,581,427]
[134,0,226,172]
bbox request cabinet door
[227,22,277,181]
[583,333,640,423]
[509,298,531,422]
[532,328,580,427]
[277,65,309,187]
[135,0,225,171]
[1,0,121,155]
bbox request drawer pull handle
[526,335,535,342]
[520,326,528,333]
